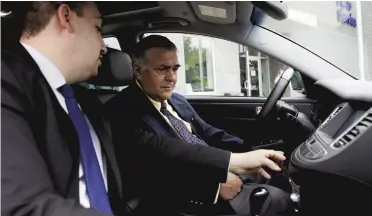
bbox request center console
[291,102,372,184]
[289,102,372,216]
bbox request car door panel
[186,96,314,147]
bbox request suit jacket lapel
[74,86,123,198]
[130,84,180,139]
[168,95,203,138]
[7,43,80,198]
[168,96,192,123]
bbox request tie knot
[58,84,75,99]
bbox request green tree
[184,36,208,91]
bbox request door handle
[244,80,249,89]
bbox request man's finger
[262,157,281,171]
[268,151,286,161]
[257,167,271,179]
[237,178,243,185]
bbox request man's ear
[133,63,142,80]
[56,4,74,33]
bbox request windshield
[258,1,371,80]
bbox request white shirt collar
[21,43,67,90]
[135,79,169,112]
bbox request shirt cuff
[214,153,231,204]
[214,183,222,204]
[227,152,231,179]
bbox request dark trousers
[192,181,293,216]
[228,183,293,215]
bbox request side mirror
[290,71,304,91]
[274,69,305,96]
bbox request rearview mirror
[251,1,288,20]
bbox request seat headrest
[87,48,133,86]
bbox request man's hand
[229,149,285,179]
[219,172,243,200]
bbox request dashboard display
[318,103,371,142]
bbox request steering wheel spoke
[258,68,295,120]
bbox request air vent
[319,106,344,129]
[333,112,372,149]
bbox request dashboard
[291,79,372,186]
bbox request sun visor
[189,1,237,25]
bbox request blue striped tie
[59,84,112,214]
[160,102,208,146]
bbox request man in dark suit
[105,35,293,215]
[1,2,124,215]
[2,2,286,216]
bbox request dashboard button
[319,149,326,157]
[333,141,344,148]
[300,144,309,154]
[308,139,316,145]
[305,151,315,159]
[308,149,326,159]
[300,148,310,156]
[310,143,322,153]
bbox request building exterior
[264,1,372,81]
[361,1,372,80]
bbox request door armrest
[251,140,284,150]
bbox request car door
[187,96,314,148]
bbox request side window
[104,36,121,50]
[145,33,305,97]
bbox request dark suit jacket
[108,82,245,150]
[1,44,124,216]
[105,83,243,214]
[145,88,244,152]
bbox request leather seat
[86,47,133,103]
[86,48,141,212]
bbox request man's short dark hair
[22,1,89,38]
[132,35,177,65]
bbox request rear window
[104,36,121,51]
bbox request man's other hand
[219,172,243,200]
[229,149,285,178]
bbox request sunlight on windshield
[259,1,372,81]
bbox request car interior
[2,1,372,216]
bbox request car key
[279,161,301,213]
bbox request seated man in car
[105,35,293,215]
[2,2,286,216]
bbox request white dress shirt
[22,43,108,209]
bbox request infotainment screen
[333,110,368,138]
[317,103,370,143]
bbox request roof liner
[102,1,255,45]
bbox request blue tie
[160,102,208,146]
[59,84,112,214]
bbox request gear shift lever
[253,163,301,216]
[250,187,269,216]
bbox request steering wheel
[258,67,295,119]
